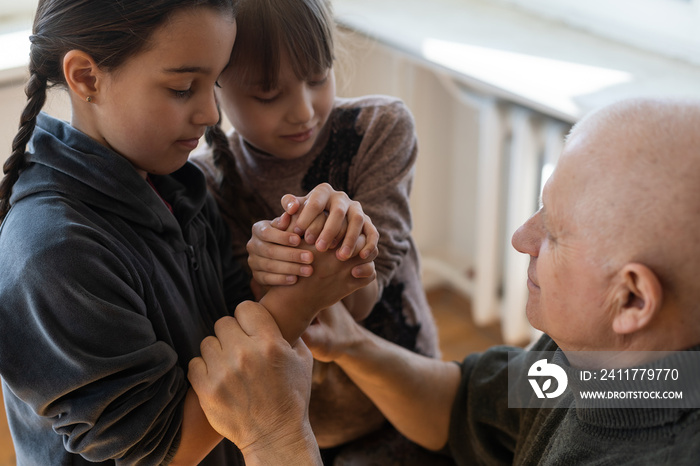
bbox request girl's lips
[283,128,313,143]
[177,138,200,150]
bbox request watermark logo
[509,350,698,408]
[528,359,568,399]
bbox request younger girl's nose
[287,87,314,124]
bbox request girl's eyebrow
[163,66,211,74]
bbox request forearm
[259,287,316,344]
[335,326,461,450]
[169,389,222,465]
[341,280,378,322]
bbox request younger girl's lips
[283,128,313,143]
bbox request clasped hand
[246,182,379,287]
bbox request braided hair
[205,120,271,234]
[0,0,236,222]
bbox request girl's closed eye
[309,77,327,87]
[254,90,280,104]
[171,88,193,99]
[308,71,329,87]
[173,80,221,98]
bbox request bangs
[230,0,334,91]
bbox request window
[490,0,700,65]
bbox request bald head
[560,98,700,304]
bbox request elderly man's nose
[512,211,543,256]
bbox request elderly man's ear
[611,263,662,335]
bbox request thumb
[281,194,303,215]
[270,212,292,230]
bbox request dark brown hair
[0,0,237,222]
[205,0,335,234]
[229,0,334,91]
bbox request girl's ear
[63,50,100,102]
[612,263,662,335]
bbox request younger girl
[0,0,373,464]
[192,0,445,463]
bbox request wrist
[258,289,312,343]
[240,424,321,466]
[333,322,374,368]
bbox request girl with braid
[0,0,375,464]
[191,0,448,464]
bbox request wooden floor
[0,389,10,466]
[0,286,506,464]
[426,286,506,362]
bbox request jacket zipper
[187,244,200,271]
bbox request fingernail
[316,239,327,251]
[287,201,295,211]
[294,227,304,235]
[305,234,316,244]
[340,246,352,258]
[300,252,312,263]
[286,275,297,284]
[289,235,300,246]
[300,265,313,276]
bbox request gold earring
[86,96,93,103]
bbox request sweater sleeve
[348,98,418,292]
[0,201,186,464]
[447,335,559,465]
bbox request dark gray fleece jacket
[0,113,250,465]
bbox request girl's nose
[195,90,221,127]
[287,87,314,124]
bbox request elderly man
[188,98,700,465]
